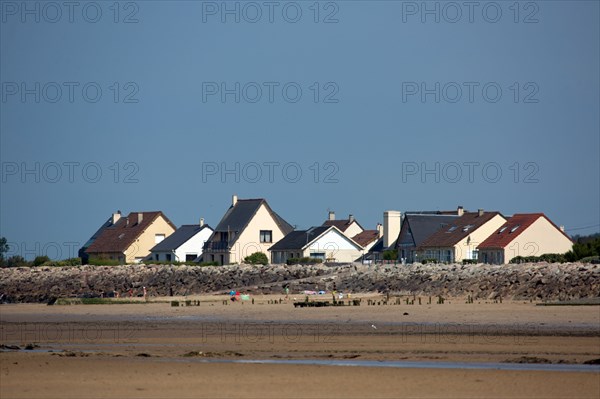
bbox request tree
[6,255,28,267]
[244,252,269,265]
[0,237,8,260]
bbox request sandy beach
[1,295,599,398]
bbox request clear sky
[1,0,599,259]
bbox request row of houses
[79,195,574,265]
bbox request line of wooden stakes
[168,294,503,308]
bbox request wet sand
[1,295,599,398]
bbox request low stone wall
[0,262,598,303]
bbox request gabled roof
[418,211,504,248]
[269,226,330,251]
[397,214,461,248]
[86,211,176,254]
[352,230,379,247]
[213,198,293,237]
[477,213,572,249]
[322,218,364,232]
[81,216,115,249]
[150,224,213,252]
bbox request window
[155,254,159,261]
[186,254,197,262]
[447,226,457,232]
[155,234,165,244]
[499,227,507,233]
[260,230,273,243]
[462,225,473,232]
[166,253,172,262]
[311,252,326,260]
[510,225,520,233]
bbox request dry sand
[1,295,599,398]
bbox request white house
[150,221,213,262]
[269,225,365,264]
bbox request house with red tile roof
[84,211,177,264]
[352,229,380,252]
[322,210,382,257]
[322,211,365,238]
[477,213,573,264]
[417,210,506,263]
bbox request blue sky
[1,0,599,259]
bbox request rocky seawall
[0,263,598,303]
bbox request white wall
[308,229,363,263]
[174,227,214,261]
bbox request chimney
[232,194,238,207]
[111,211,121,225]
[560,225,565,232]
[200,218,205,227]
[383,210,401,248]
[137,212,143,224]
[457,206,464,216]
[376,223,383,238]
[328,211,335,221]
[478,209,484,217]
[349,214,355,223]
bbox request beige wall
[124,215,176,263]
[502,217,572,262]
[454,214,507,262]
[229,203,288,264]
[419,214,506,262]
[343,222,363,239]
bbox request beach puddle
[163,357,600,373]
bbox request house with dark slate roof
[477,213,572,264]
[395,212,462,263]
[417,210,506,263]
[149,220,213,263]
[202,195,293,265]
[84,211,177,264]
[269,225,364,264]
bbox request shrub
[462,259,477,265]
[198,261,220,266]
[510,253,567,264]
[383,250,398,261]
[244,252,269,265]
[421,258,438,264]
[40,258,82,267]
[33,256,51,266]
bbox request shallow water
[182,358,600,373]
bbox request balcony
[203,241,230,252]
